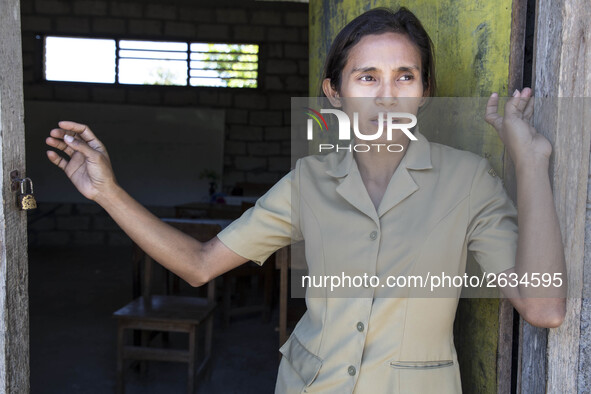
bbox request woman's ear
[322,78,342,107]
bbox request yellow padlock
[17,178,37,210]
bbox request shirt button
[348,365,356,376]
[356,322,365,332]
[369,231,378,240]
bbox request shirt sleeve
[466,157,518,275]
[216,167,302,266]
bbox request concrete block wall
[21,0,308,246]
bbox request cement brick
[35,0,70,14]
[56,216,91,231]
[55,203,72,215]
[197,24,229,40]
[251,10,281,25]
[250,111,283,126]
[146,206,175,217]
[178,7,213,23]
[269,156,291,171]
[285,12,307,27]
[267,27,300,43]
[128,89,161,104]
[108,231,131,246]
[24,85,54,100]
[268,94,291,110]
[267,44,283,58]
[198,91,232,106]
[54,85,90,101]
[163,90,198,106]
[300,27,308,43]
[145,4,176,20]
[73,231,106,245]
[164,21,196,37]
[22,37,37,52]
[216,8,247,24]
[21,15,52,32]
[37,231,70,246]
[298,60,309,76]
[284,44,308,59]
[235,156,266,171]
[286,75,308,92]
[21,0,33,14]
[92,216,119,231]
[56,17,90,33]
[248,142,280,156]
[91,86,125,103]
[129,19,162,36]
[224,171,246,185]
[264,127,291,141]
[234,94,267,109]
[246,171,280,184]
[226,109,248,124]
[264,76,283,90]
[233,25,265,42]
[74,0,107,16]
[23,70,34,84]
[22,53,34,68]
[228,125,263,141]
[265,59,298,75]
[110,3,142,18]
[225,141,246,155]
[76,203,103,214]
[92,17,125,35]
[29,216,55,232]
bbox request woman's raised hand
[46,121,117,202]
[485,88,552,168]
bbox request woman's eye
[399,74,414,81]
[359,75,375,82]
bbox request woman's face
[323,32,426,143]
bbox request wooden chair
[113,221,221,394]
[221,201,275,326]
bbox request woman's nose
[375,83,398,106]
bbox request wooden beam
[0,0,29,392]
[520,0,591,393]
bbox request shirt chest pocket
[389,359,461,393]
[279,334,323,388]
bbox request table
[174,202,244,220]
[131,218,233,299]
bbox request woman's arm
[46,121,248,286]
[485,89,567,328]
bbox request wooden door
[0,0,30,392]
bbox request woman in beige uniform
[46,7,566,393]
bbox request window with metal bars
[44,36,259,88]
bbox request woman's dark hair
[321,7,436,97]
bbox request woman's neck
[353,137,411,209]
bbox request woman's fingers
[485,93,503,132]
[46,150,69,171]
[62,132,100,161]
[57,121,104,151]
[523,93,535,122]
[508,88,532,117]
[46,134,75,157]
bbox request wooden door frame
[0,0,30,392]
[512,0,591,393]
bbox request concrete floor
[29,246,280,394]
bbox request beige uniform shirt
[217,129,518,393]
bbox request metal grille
[44,36,259,88]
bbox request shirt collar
[325,127,433,178]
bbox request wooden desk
[131,218,232,299]
[174,202,243,220]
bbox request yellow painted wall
[309,1,515,393]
